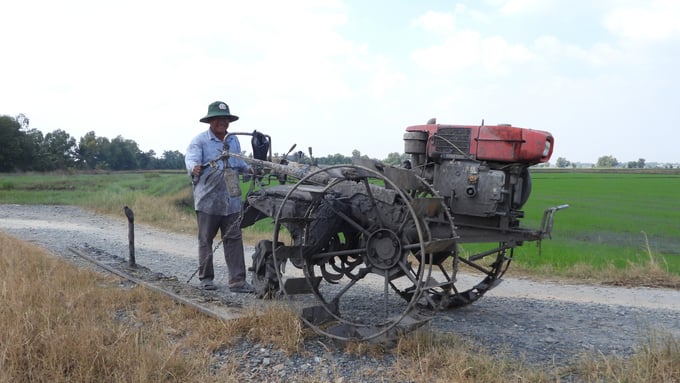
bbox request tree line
[555,156,652,169]
[277,148,408,167]
[1,114,186,172]
[1,114,410,173]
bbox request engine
[404,121,553,242]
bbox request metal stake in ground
[123,206,135,267]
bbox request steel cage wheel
[271,164,437,341]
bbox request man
[185,101,254,293]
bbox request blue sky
[2,0,679,164]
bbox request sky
[2,0,679,164]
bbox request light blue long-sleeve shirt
[185,130,249,216]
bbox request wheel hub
[365,229,402,270]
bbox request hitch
[539,204,570,239]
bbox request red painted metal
[406,123,554,163]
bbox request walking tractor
[201,119,568,341]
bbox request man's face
[209,117,230,136]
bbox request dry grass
[82,188,288,246]
[3,230,679,382]
[233,304,305,354]
[86,190,197,234]
[600,232,680,289]
[387,330,556,383]
[1,233,208,382]
[571,330,680,383]
[512,261,680,289]
[383,328,680,383]
[0,232,303,382]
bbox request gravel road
[2,204,679,380]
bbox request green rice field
[1,169,679,276]
[512,171,680,274]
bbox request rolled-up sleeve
[185,135,204,175]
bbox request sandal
[229,282,254,293]
[201,279,217,290]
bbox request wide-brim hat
[199,101,239,123]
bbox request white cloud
[411,11,457,34]
[604,0,680,41]
[481,36,534,74]
[531,35,629,71]
[495,0,553,15]
[411,30,482,73]
[411,31,534,76]
[364,56,407,100]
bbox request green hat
[199,101,239,123]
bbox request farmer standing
[185,101,254,293]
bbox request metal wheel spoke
[457,256,495,275]
[397,259,420,285]
[328,267,370,303]
[360,178,386,228]
[270,164,448,341]
[383,272,390,317]
[325,202,372,237]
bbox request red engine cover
[406,123,553,163]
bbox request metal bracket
[539,204,570,239]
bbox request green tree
[596,155,619,168]
[77,131,111,169]
[555,157,571,168]
[317,153,351,165]
[350,149,369,162]
[383,152,408,166]
[41,129,77,170]
[0,114,37,172]
[625,158,646,169]
[138,150,157,170]
[107,136,142,170]
[0,115,24,172]
[23,128,46,170]
[158,150,185,169]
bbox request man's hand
[192,165,202,177]
[191,165,204,185]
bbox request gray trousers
[196,211,246,286]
